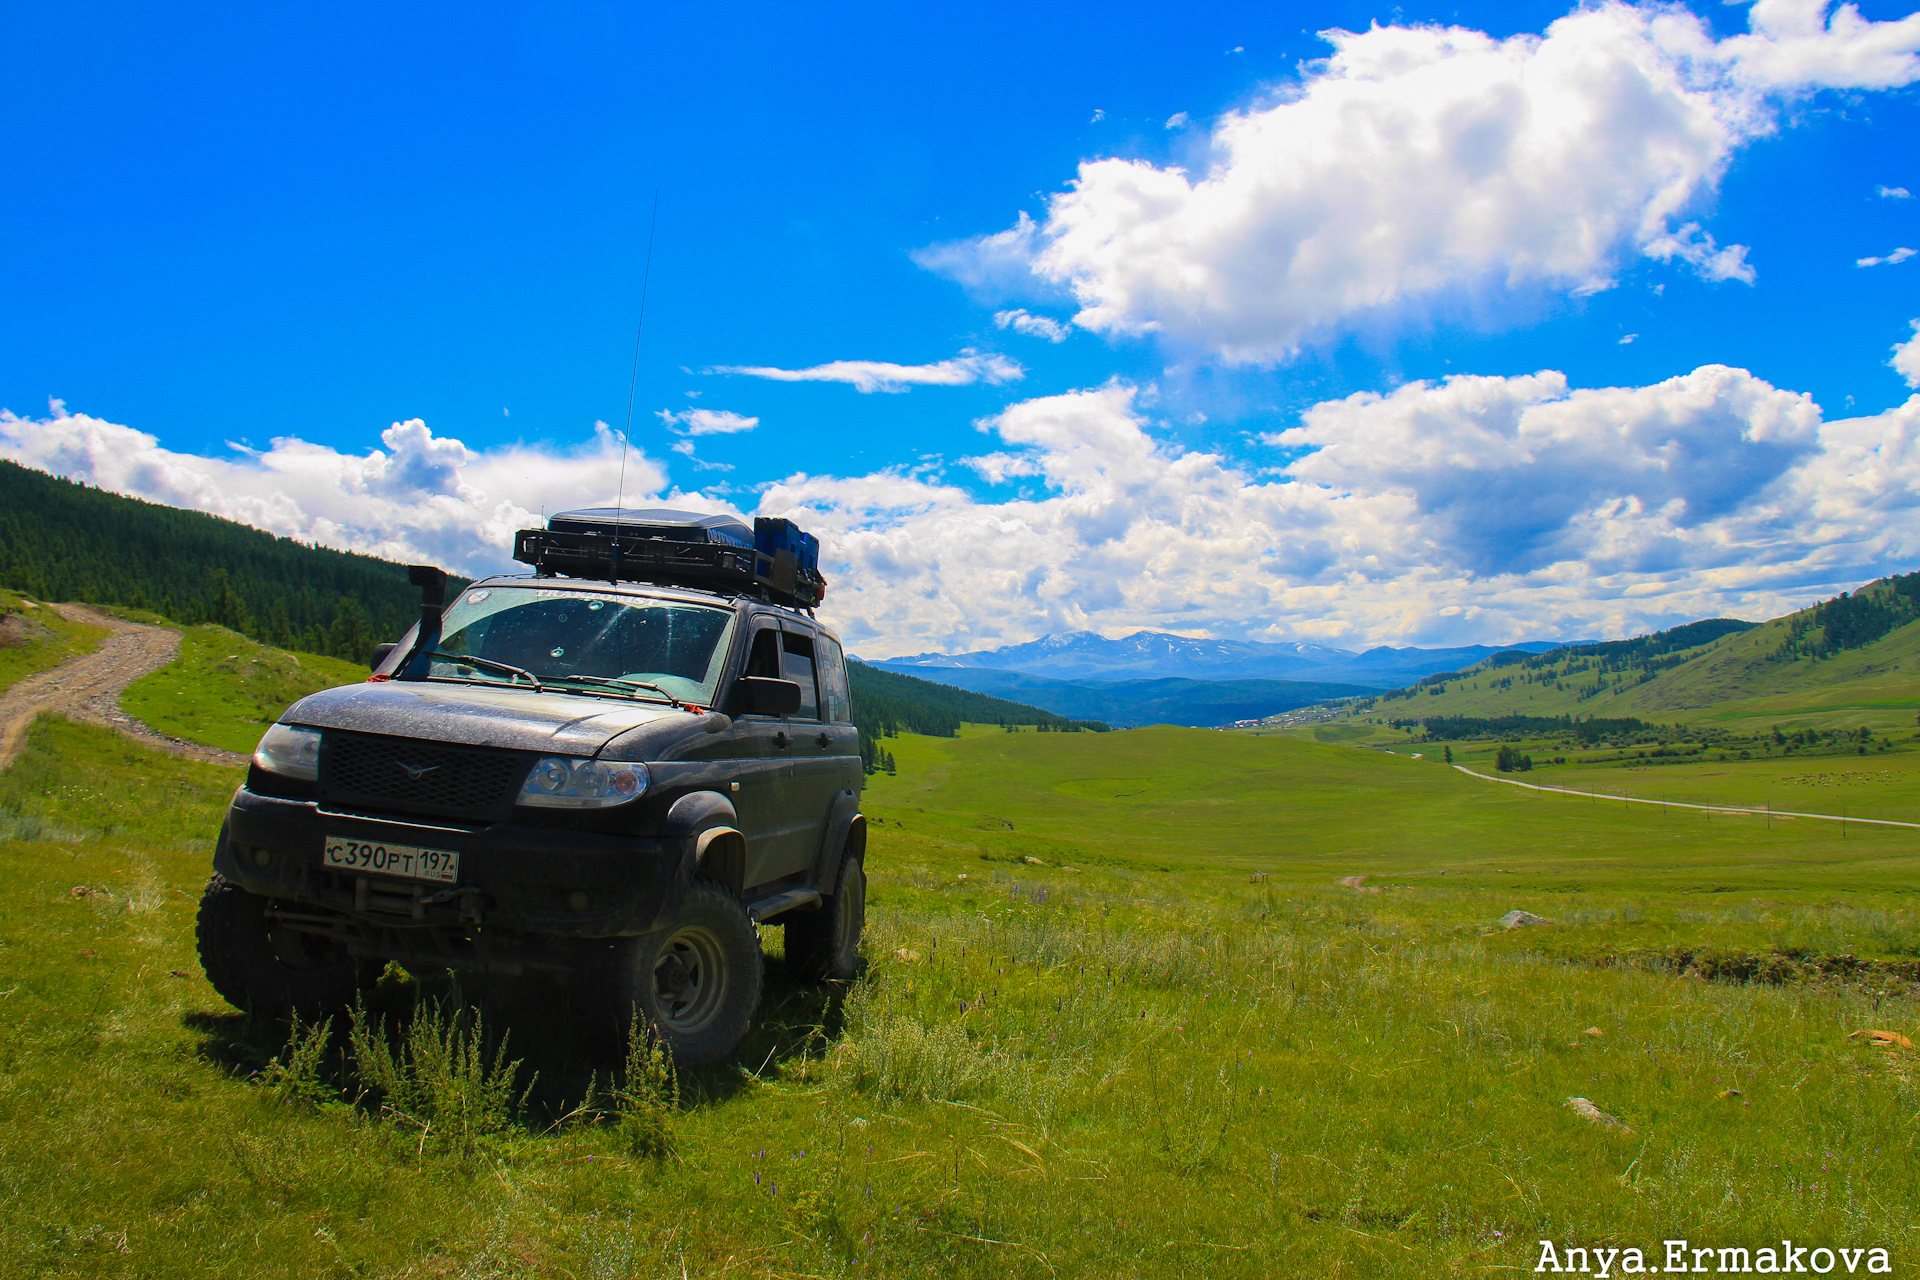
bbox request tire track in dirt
[0,604,249,771]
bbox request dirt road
[1453,763,1920,830]
[0,604,249,771]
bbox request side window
[780,631,821,720]
[817,637,851,723]
[743,627,782,679]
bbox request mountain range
[873,629,1576,686]
[858,628,1591,727]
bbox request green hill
[0,459,462,662]
[846,661,1106,771]
[1317,572,1920,738]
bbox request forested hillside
[847,661,1107,773]
[1326,571,1920,736]
[0,460,453,661]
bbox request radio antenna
[612,188,662,574]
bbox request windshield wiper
[422,651,545,691]
[547,674,685,709]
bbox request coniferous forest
[0,460,458,661]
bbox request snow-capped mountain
[874,629,1571,685]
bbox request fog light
[568,891,589,911]
[252,848,271,868]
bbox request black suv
[196,512,866,1067]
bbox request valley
[1,607,1917,1276]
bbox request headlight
[517,757,650,808]
[254,723,321,780]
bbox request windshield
[414,586,738,706]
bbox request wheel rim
[652,923,729,1035]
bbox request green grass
[0,588,109,695]
[119,624,367,754]
[2,716,1918,1277]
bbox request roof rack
[512,508,826,610]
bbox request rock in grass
[1336,875,1368,888]
[1582,1027,1604,1038]
[1566,1097,1633,1134]
[1500,910,1552,929]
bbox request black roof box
[512,507,826,609]
[546,508,755,549]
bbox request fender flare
[662,791,747,898]
[810,790,866,898]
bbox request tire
[583,878,762,1068]
[195,874,370,1020]
[786,848,866,983]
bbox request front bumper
[216,786,685,942]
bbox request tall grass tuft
[259,1011,335,1108]
[348,997,533,1153]
[612,1011,678,1160]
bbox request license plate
[323,835,461,885]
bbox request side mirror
[734,676,802,717]
[370,642,397,671]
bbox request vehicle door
[727,620,795,885]
[812,632,862,800]
[757,623,847,882]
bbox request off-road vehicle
[196,508,865,1066]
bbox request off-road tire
[785,848,866,983]
[195,874,370,1020]
[583,878,763,1068]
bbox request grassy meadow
[118,624,368,754]
[1,692,1918,1277]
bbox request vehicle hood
[283,680,687,755]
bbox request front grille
[323,733,527,816]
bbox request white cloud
[14,324,1920,655]
[656,407,760,435]
[710,349,1024,394]
[1881,185,1913,198]
[1164,112,1190,130]
[1857,246,1917,267]
[993,309,1071,342]
[670,440,736,472]
[924,1,1920,363]
[1090,108,1105,123]
[763,334,1920,654]
[1894,320,1920,388]
[1619,333,1639,344]
[0,404,707,578]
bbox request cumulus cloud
[1164,112,1190,130]
[762,337,1920,654]
[1880,185,1912,198]
[13,325,1920,655]
[0,404,704,577]
[657,407,759,435]
[709,349,1024,394]
[993,309,1071,342]
[923,1,1920,363]
[1857,246,1917,267]
[1895,320,1920,388]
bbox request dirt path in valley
[0,604,249,772]
[1453,763,1920,830]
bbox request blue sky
[3,0,1918,655]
